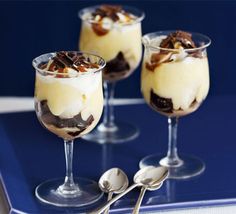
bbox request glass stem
[57,140,80,196]
[160,117,183,167]
[64,140,75,188]
[101,81,117,130]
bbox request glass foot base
[139,154,205,179]
[82,121,139,144]
[35,177,103,207]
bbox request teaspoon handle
[89,183,139,214]
[104,192,113,214]
[132,187,147,214]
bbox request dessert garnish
[160,31,196,49]
[88,5,137,36]
[92,5,122,22]
[146,31,203,71]
[39,51,99,76]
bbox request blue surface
[0,0,235,97]
[0,96,236,213]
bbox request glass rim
[142,30,211,52]
[78,5,145,26]
[32,51,106,77]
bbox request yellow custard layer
[141,57,209,111]
[35,72,103,121]
[79,22,142,70]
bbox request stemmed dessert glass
[79,5,145,144]
[33,51,106,206]
[140,31,211,179]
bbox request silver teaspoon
[90,166,168,214]
[132,166,168,214]
[99,168,129,214]
[132,182,163,214]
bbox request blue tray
[0,95,236,213]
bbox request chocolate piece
[160,31,196,49]
[150,89,173,113]
[92,8,107,19]
[145,62,158,72]
[42,51,100,74]
[146,31,204,71]
[146,52,173,71]
[93,5,122,22]
[92,23,109,36]
[90,5,135,36]
[105,52,130,74]
[159,31,204,59]
[67,130,85,137]
[38,100,94,131]
[91,5,122,36]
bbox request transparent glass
[140,31,211,179]
[33,51,106,206]
[79,5,145,144]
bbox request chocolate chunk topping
[90,5,136,36]
[160,31,196,49]
[92,5,122,22]
[91,5,122,36]
[38,100,94,131]
[145,31,204,71]
[40,51,100,75]
[105,52,130,74]
[150,89,173,113]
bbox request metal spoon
[132,182,163,214]
[99,168,129,214]
[132,166,168,214]
[90,166,168,214]
[132,170,167,214]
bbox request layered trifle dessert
[79,5,144,81]
[35,51,104,140]
[141,31,210,117]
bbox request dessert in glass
[140,31,211,179]
[33,51,106,206]
[79,5,145,143]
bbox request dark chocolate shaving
[38,100,94,131]
[90,5,135,36]
[43,51,100,74]
[145,31,204,71]
[105,51,130,74]
[150,89,173,113]
[160,31,196,49]
[92,5,122,22]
